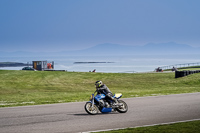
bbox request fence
[160,62,200,70]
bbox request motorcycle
[84,90,128,115]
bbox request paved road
[0,93,200,133]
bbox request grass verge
[95,120,200,133]
[0,70,200,107]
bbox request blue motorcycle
[84,90,128,115]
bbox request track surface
[0,93,200,133]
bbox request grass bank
[178,66,200,71]
[0,70,200,107]
[96,120,200,133]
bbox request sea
[0,54,200,73]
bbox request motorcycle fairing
[114,93,122,99]
[101,107,112,113]
[94,94,106,101]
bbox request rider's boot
[112,98,123,106]
[112,98,119,106]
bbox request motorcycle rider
[95,80,118,106]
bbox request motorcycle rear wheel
[115,100,128,113]
[85,102,98,115]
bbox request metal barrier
[175,70,200,78]
[161,62,200,70]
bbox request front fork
[91,94,94,108]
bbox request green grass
[0,70,200,107]
[178,66,200,71]
[96,120,200,133]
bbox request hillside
[81,42,200,55]
[0,42,200,56]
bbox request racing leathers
[96,84,118,105]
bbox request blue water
[0,55,200,73]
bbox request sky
[0,0,200,52]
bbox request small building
[32,61,54,71]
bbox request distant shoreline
[0,62,30,67]
[74,62,114,64]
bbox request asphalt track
[0,93,200,133]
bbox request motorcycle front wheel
[85,102,98,115]
[116,100,128,113]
